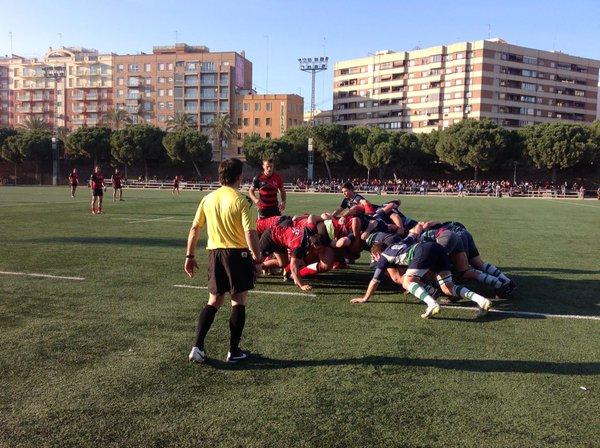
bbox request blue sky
[1,0,599,110]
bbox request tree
[102,108,131,130]
[18,116,50,132]
[209,113,237,162]
[310,124,349,180]
[435,118,509,179]
[242,134,292,169]
[110,124,166,179]
[2,131,52,184]
[1,129,22,184]
[0,127,18,151]
[163,129,212,176]
[166,112,195,132]
[523,122,590,182]
[280,126,311,167]
[350,127,393,181]
[65,126,111,165]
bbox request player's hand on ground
[184,258,198,277]
[351,297,368,304]
[300,284,312,291]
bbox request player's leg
[119,187,123,201]
[98,193,103,213]
[464,229,514,289]
[437,271,492,316]
[113,187,117,202]
[401,270,441,319]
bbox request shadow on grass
[25,236,187,248]
[210,354,600,375]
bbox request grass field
[0,187,599,448]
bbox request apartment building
[333,38,600,132]
[303,108,333,125]
[0,57,10,127]
[9,47,113,129]
[236,93,303,143]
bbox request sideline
[443,304,600,321]
[0,270,85,281]
[173,284,317,298]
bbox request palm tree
[209,113,237,162]
[102,107,130,130]
[18,116,50,131]
[166,112,195,132]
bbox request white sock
[407,282,438,307]
[472,270,503,289]
[482,262,510,283]
[452,285,487,307]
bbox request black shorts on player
[207,249,255,295]
[258,205,280,219]
[259,228,286,256]
[407,242,452,275]
[93,188,103,197]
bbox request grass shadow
[210,354,600,375]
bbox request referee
[184,158,262,364]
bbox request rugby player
[351,224,492,318]
[89,166,105,214]
[68,168,78,198]
[111,168,124,202]
[332,182,377,217]
[249,158,286,220]
[172,175,181,197]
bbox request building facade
[9,47,113,129]
[303,108,333,125]
[236,93,303,142]
[0,58,10,127]
[333,39,600,132]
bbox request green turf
[0,187,599,448]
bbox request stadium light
[299,56,328,182]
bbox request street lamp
[298,56,328,182]
[43,65,65,186]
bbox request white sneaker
[477,299,492,317]
[226,349,250,363]
[188,347,206,363]
[420,304,441,319]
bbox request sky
[1,0,599,111]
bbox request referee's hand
[184,258,198,278]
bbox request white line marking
[126,216,175,224]
[0,271,85,281]
[442,305,600,321]
[173,284,317,298]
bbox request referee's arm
[184,201,206,277]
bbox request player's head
[341,182,355,199]
[72,168,77,174]
[94,165,101,173]
[308,233,326,249]
[219,158,243,186]
[115,168,119,174]
[262,159,274,176]
[370,242,387,261]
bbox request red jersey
[271,224,308,258]
[257,215,282,234]
[173,176,180,187]
[68,173,78,186]
[328,218,349,239]
[252,173,283,211]
[91,173,104,190]
[111,173,122,188]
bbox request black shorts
[113,185,122,190]
[258,206,280,219]
[259,229,287,257]
[207,249,255,295]
[456,230,479,259]
[93,188,103,197]
[408,242,452,274]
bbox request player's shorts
[113,185,122,190]
[71,182,78,187]
[259,228,287,257]
[207,248,255,295]
[93,188,103,197]
[406,242,452,277]
[435,229,464,256]
[173,182,179,188]
[456,230,479,259]
[258,205,280,219]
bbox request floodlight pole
[43,65,65,186]
[299,56,328,183]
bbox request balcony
[184,107,198,113]
[128,92,141,100]
[219,91,229,99]
[32,107,45,113]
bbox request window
[158,77,165,84]
[158,89,165,97]
[254,102,260,111]
[117,64,124,72]
[168,63,173,70]
[254,118,260,126]
[145,64,151,72]
[117,89,123,97]
[145,78,151,85]
[266,102,272,112]
[128,64,139,72]
[243,103,249,111]
[266,117,271,126]
[243,118,248,126]
[523,56,537,65]
[117,78,124,86]
[522,82,536,91]
[159,102,165,109]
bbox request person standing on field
[111,168,124,202]
[172,175,181,197]
[89,165,105,214]
[68,168,78,198]
[185,158,262,364]
[248,158,286,219]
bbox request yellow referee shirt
[192,186,257,249]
